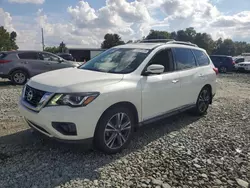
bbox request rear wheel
[10,70,28,85]
[219,66,227,73]
[94,107,134,154]
[192,86,211,116]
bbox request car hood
[27,68,124,93]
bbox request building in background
[66,48,106,62]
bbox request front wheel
[94,107,135,154]
[192,87,211,116]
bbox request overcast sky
[1,0,250,50]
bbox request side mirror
[58,58,64,63]
[143,64,164,75]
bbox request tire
[10,70,28,85]
[219,66,227,73]
[94,106,135,154]
[192,86,212,116]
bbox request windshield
[79,48,151,73]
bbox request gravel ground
[0,73,250,188]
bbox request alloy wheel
[198,89,210,113]
[104,112,132,150]
[13,72,26,84]
[220,66,227,73]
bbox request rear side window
[193,50,210,66]
[210,56,218,62]
[222,57,230,62]
[18,52,38,60]
[173,48,196,70]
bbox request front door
[141,48,182,121]
[38,52,71,71]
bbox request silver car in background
[0,50,81,85]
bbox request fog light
[52,122,77,136]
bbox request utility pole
[41,28,45,51]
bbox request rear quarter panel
[0,53,28,76]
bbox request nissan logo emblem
[26,90,33,101]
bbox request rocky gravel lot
[0,73,250,188]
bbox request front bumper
[18,99,99,141]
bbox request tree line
[101,28,250,56]
[1,25,250,56]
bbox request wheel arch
[95,101,140,135]
[9,67,30,78]
[202,84,212,104]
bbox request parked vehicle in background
[234,62,250,72]
[57,53,75,61]
[233,53,250,64]
[209,55,235,73]
[233,57,245,64]
[66,48,106,62]
[19,39,217,154]
[0,51,81,85]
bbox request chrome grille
[24,85,46,107]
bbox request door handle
[199,74,204,77]
[21,62,28,64]
[172,79,179,83]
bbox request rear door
[192,49,214,87]
[173,48,204,106]
[17,52,51,76]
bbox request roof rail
[166,41,198,47]
[138,39,198,47]
[139,39,175,43]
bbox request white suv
[18,40,217,154]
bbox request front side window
[193,50,210,66]
[173,48,196,70]
[18,52,38,60]
[39,53,60,62]
[79,48,151,73]
[147,49,174,73]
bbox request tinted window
[173,48,196,70]
[79,48,150,74]
[193,50,210,66]
[210,56,221,64]
[18,52,38,60]
[147,49,174,72]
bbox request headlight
[47,92,99,107]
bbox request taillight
[232,61,235,65]
[213,67,218,75]
[0,60,11,64]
